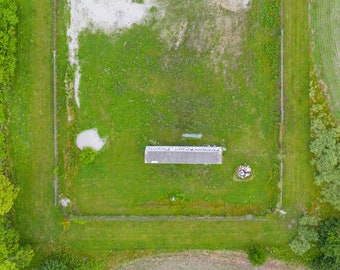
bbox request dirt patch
[116,250,306,270]
[212,0,251,12]
[67,0,156,107]
[158,0,248,73]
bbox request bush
[80,147,98,164]
[290,214,319,256]
[40,259,69,270]
[0,0,18,87]
[309,72,340,211]
[41,250,105,270]
[311,218,340,270]
[247,245,268,266]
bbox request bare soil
[116,250,307,270]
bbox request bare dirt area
[116,250,306,270]
[158,0,249,73]
[67,0,156,107]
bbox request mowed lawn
[64,0,280,216]
[310,0,340,120]
[9,0,62,245]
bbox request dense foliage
[40,251,105,270]
[309,73,340,211]
[311,218,340,270]
[0,0,34,269]
[0,217,33,269]
[0,0,18,87]
[0,175,18,215]
[247,245,267,266]
[289,215,319,256]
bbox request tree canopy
[0,175,18,216]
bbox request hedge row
[309,72,340,211]
[0,1,34,269]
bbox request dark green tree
[311,218,340,270]
[0,217,34,269]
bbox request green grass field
[9,0,63,245]
[310,0,340,120]
[9,0,314,267]
[61,0,280,217]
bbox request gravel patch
[76,128,106,151]
[116,250,307,270]
[67,0,156,107]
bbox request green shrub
[40,259,69,270]
[309,72,340,211]
[290,214,319,256]
[0,0,18,87]
[311,218,340,270]
[80,147,98,164]
[41,250,105,270]
[0,174,18,215]
[247,245,268,266]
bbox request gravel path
[116,251,306,270]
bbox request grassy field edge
[10,0,62,249]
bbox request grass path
[282,0,314,213]
[9,0,62,245]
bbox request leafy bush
[290,214,319,256]
[0,0,18,87]
[0,1,34,268]
[40,259,69,270]
[309,72,340,211]
[41,251,105,270]
[0,174,18,215]
[247,245,267,266]
[0,217,34,269]
[80,147,98,164]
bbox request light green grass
[282,0,315,214]
[67,218,291,251]
[310,0,340,120]
[63,0,280,217]
[9,0,62,245]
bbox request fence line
[278,0,285,210]
[57,2,286,215]
[53,0,58,206]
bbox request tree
[321,180,340,211]
[0,0,18,87]
[289,215,319,256]
[0,175,18,216]
[247,245,267,266]
[0,217,33,269]
[311,218,340,270]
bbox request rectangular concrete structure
[145,146,223,164]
